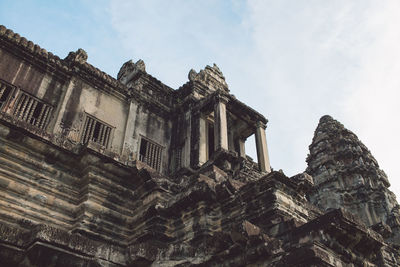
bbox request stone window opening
[13,91,53,129]
[245,134,258,163]
[81,115,112,147]
[139,137,163,171]
[0,82,13,110]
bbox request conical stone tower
[306,115,400,243]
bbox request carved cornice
[214,90,229,104]
[228,97,268,125]
[0,25,70,80]
[64,50,130,99]
[0,25,130,99]
[256,121,267,129]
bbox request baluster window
[81,115,112,147]
[13,92,52,129]
[0,82,13,110]
[139,138,163,172]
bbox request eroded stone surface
[307,115,400,245]
[0,25,400,266]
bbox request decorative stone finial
[187,63,229,92]
[188,69,197,81]
[135,59,146,72]
[64,48,88,63]
[117,59,146,85]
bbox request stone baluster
[22,98,34,121]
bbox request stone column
[214,94,228,151]
[238,138,246,158]
[199,115,207,165]
[51,78,75,135]
[182,111,192,168]
[121,100,138,155]
[255,121,271,172]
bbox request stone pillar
[214,95,228,151]
[255,121,271,172]
[199,115,207,165]
[182,111,191,168]
[238,138,246,158]
[51,78,75,135]
[121,100,138,155]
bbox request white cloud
[109,0,250,88]
[238,0,400,198]
[343,0,400,198]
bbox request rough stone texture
[1,25,400,266]
[307,115,400,245]
[188,63,229,93]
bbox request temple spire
[306,115,400,240]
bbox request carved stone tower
[307,115,400,243]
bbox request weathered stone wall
[55,77,129,154]
[130,103,172,171]
[0,29,131,157]
[0,48,66,106]
[1,24,400,266]
[2,118,399,266]
[0,25,175,173]
[0,48,68,133]
[0,121,135,243]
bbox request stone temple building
[0,24,400,266]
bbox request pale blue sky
[1,0,399,199]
